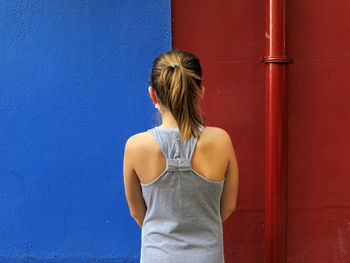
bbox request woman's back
[136,125,228,185]
[138,124,228,263]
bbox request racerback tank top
[140,124,226,263]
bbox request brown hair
[151,49,204,143]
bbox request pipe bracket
[261,56,294,64]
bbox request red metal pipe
[262,0,293,262]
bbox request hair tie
[172,62,181,68]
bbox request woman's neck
[158,109,178,128]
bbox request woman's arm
[123,136,147,228]
[220,130,239,223]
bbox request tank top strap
[147,124,205,161]
[189,124,205,159]
[147,127,171,159]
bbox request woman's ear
[200,86,205,100]
[148,86,158,104]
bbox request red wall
[172,1,266,262]
[286,0,350,262]
[173,0,350,262]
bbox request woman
[123,49,239,263]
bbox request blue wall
[0,1,171,262]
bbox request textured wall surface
[172,1,266,262]
[286,0,350,262]
[0,1,170,262]
[173,1,350,263]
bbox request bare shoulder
[202,125,232,145]
[202,125,235,159]
[124,130,154,153]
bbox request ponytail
[151,50,204,143]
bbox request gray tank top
[140,124,225,263]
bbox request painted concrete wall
[0,1,170,262]
[173,1,350,262]
[286,1,350,262]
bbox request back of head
[151,49,204,143]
